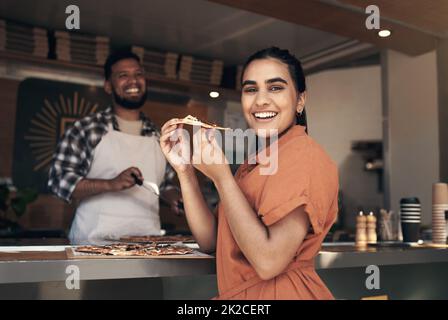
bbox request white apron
[69,123,166,243]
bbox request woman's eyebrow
[242,80,257,86]
[266,77,288,84]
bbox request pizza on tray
[119,235,195,243]
[174,115,230,131]
[74,243,193,256]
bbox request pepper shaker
[367,211,377,244]
[356,211,367,247]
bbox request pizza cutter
[131,173,160,196]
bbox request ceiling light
[378,29,391,38]
[209,91,220,98]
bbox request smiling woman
[160,47,339,300]
[241,47,308,129]
[241,60,305,138]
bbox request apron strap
[217,259,314,300]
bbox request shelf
[0,51,240,101]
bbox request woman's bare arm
[215,172,310,280]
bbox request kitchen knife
[131,173,160,196]
[131,173,183,213]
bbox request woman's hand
[192,128,232,184]
[160,119,192,174]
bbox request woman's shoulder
[281,133,337,171]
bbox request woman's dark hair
[241,47,307,130]
[104,50,141,80]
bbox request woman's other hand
[192,128,232,184]
[160,119,192,174]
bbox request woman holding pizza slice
[160,47,338,300]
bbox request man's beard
[111,87,148,110]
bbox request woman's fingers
[160,131,175,144]
[161,118,181,133]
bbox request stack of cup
[432,183,448,244]
[400,197,421,243]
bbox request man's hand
[108,167,143,192]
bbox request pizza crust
[174,115,230,130]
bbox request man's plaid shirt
[48,107,175,202]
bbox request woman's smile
[252,111,279,121]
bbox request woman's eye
[270,86,283,92]
[118,74,128,78]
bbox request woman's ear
[296,91,307,113]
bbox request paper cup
[401,222,420,242]
[432,183,448,205]
[401,197,420,205]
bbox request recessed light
[378,29,391,38]
[209,91,220,98]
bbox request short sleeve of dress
[257,138,338,235]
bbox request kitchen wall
[306,65,383,230]
[382,50,439,227]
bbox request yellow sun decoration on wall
[24,92,99,171]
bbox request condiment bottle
[367,211,377,244]
[356,211,367,247]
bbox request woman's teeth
[254,112,278,119]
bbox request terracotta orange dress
[215,125,339,300]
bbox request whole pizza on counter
[74,243,193,256]
[119,235,195,243]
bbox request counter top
[316,242,448,269]
[0,242,447,284]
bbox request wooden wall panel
[0,78,19,177]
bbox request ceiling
[209,0,448,56]
[0,0,349,65]
[338,0,448,38]
[2,0,444,68]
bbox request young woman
[160,47,338,299]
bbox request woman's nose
[255,90,270,107]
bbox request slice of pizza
[175,115,231,131]
[147,245,193,256]
[75,245,112,255]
